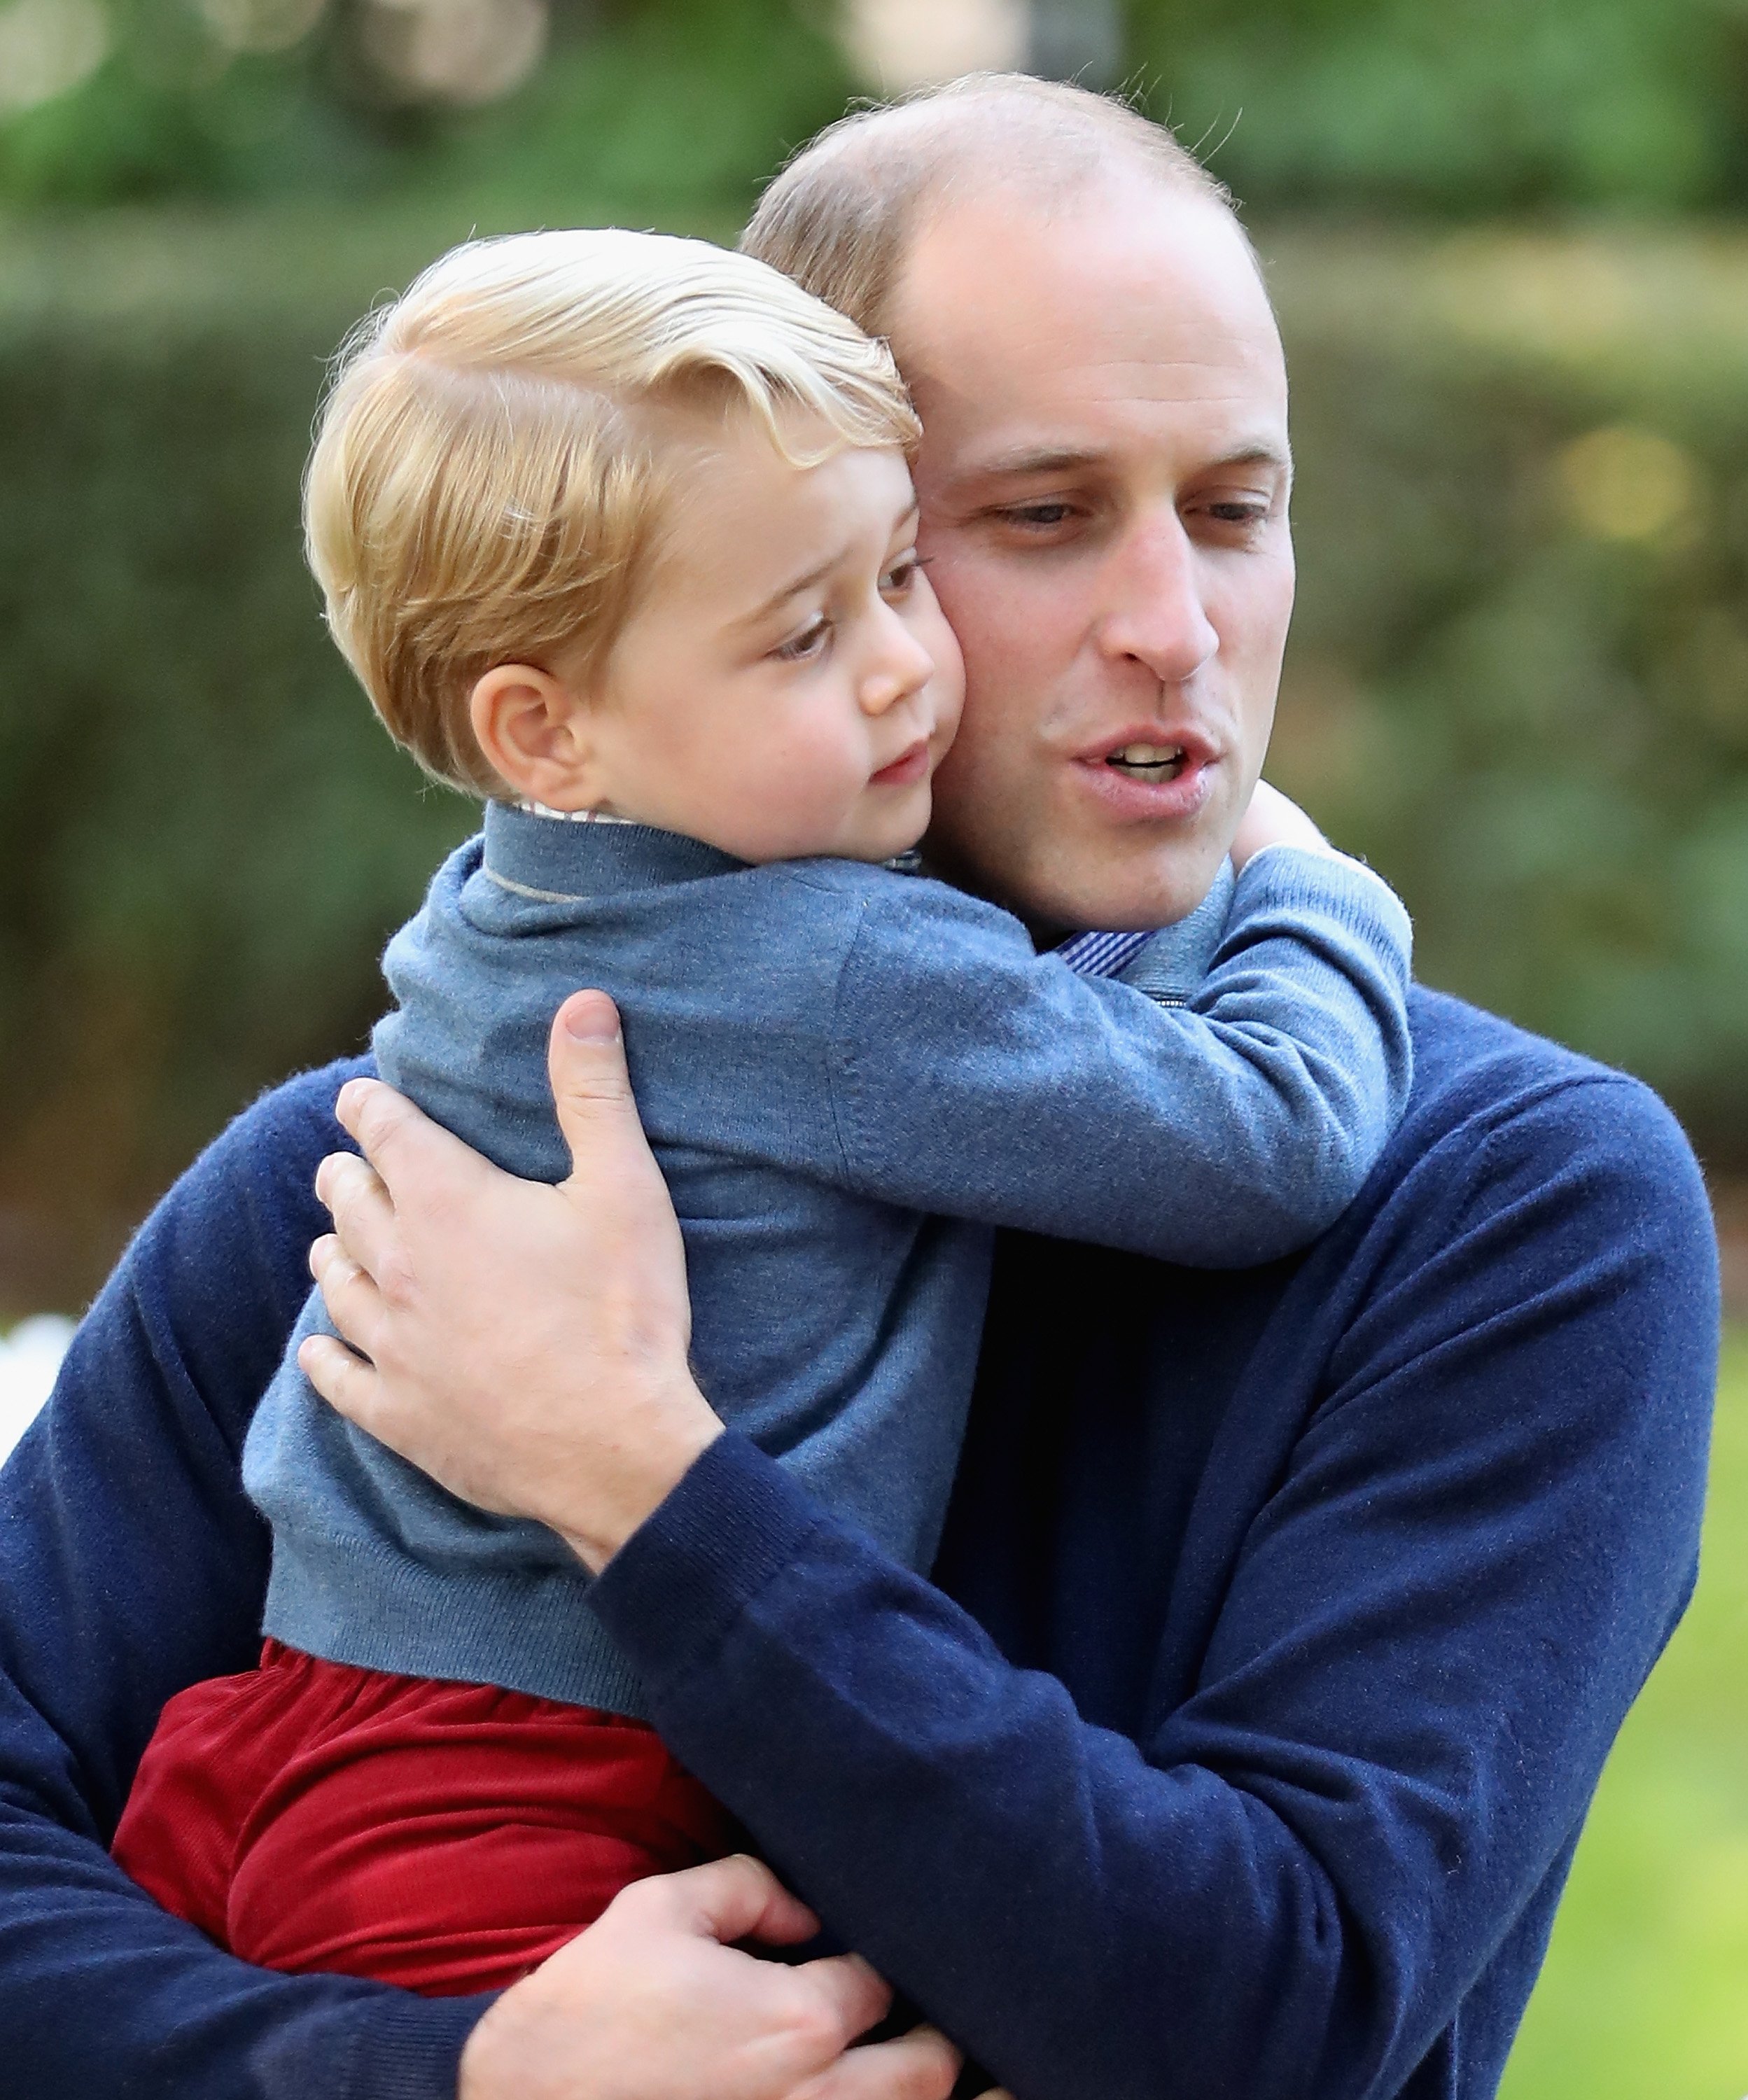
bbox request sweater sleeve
[828,846,1413,1266]
[0,1062,491,2099]
[586,1070,1717,2100]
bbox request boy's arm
[826,844,1412,1264]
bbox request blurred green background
[0,0,1743,2090]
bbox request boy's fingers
[791,2024,962,2100]
[298,1331,384,1432]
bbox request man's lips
[870,738,932,788]
[1070,726,1222,821]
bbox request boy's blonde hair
[305,229,921,795]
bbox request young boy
[111,228,1414,1997]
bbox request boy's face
[578,414,964,866]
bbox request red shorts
[112,1641,735,1996]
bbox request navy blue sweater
[0,988,1718,2099]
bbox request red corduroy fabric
[112,1641,734,1996]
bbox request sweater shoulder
[1370,988,1714,1288]
[1403,987,1695,1163]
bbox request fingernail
[564,993,620,1042]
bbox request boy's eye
[773,615,830,663]
[880,554,921,596]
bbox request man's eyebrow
[736,501,920,630]
[957,440,1294,480]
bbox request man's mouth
[1104,742,1188,785]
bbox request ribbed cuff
[589,1432,824,1699]
[341,1990,496,2100]
[1231,842,1413,951]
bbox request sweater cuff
[589,1432,825,1695]
[1231,841,1413,952]
[343,1990,496,2100]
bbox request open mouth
[1104,741,1189,785]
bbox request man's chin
[921,810,1236,937]
[1031,836,1235,937]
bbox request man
[0,76,1717,2100]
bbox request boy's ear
[468,665,603,809]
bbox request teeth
[1113,743,1184,764]
[1107,742,1187,780]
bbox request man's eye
[773,617,830,662]
[1200,500,1272,530]
[997,502,1077,530]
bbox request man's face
[888,175,1295,935]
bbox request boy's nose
[859,612,936,715]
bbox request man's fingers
[639,1854,823,1952]
[334,1076,474,1207]
[298,1331,384,1432]
[309,1234,384,1359]
[314,1152,400,1281]
[786,1951,894,2049]
[789,2025,962,2100]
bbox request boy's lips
[870,738,932,788]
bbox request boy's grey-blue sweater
[242,803,1413,1716]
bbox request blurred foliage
[1499,1327,1748,2100]
[0,0,855,214]
[1133,0,1748,214]
[1,211,1744,1315]
[9,0,1748,214]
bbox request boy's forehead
[644,424,915,606]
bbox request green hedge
[1,211,1744,1313]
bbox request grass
[1501,1326,1748,2100]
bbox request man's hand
[298,988,720,1571]
[1228,779,1334,869]
[459,1854,962,2100]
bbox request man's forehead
[890,180,1284,422]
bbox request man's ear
[468,665,604,809]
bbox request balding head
[740,74,1245,349]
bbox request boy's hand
[1228,780,1334,870]
[459,1854,962,2100]
[298,988,720,1572]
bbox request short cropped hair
[741,73,1240,344]
[305,229,921,795]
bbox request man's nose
[858,608,937,715]
[1095,514,1219,686]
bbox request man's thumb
[548,991,638,1169]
